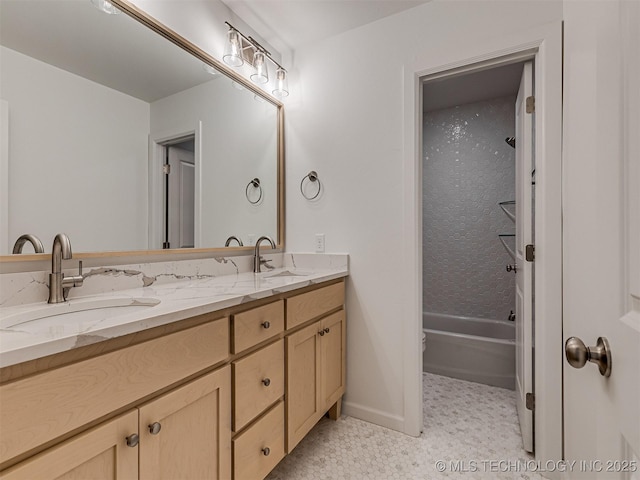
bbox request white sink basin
[0,297,161,329]
[263,269,312,279]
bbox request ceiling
[0,0,216,103]
[220,0,432,52]
[423,62,526,113]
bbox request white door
[563,0,640,477]
[167,145,195,248]
[515,61,534,453]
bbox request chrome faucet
[253,236,276,273]
[225,235,244,247]
[48,233,84,303]
[12,234,45,254]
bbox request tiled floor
[267,373,545,480]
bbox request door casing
[403,21,563,474]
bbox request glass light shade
[250,51,269,84]
[90,0,121,14]
[202,63,219,76]
[223,30,244,67]
[272,68,289,98]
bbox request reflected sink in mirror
[0,297,161,329]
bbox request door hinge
[525,244,535,262]
[526,392,535,411]
[163,164,171,175]
[526,96,535,114]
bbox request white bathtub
[423,312,515,390]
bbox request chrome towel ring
[245,178,263,204]
[300,171,321,200]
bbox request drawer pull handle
[324,327,330,334]
[148,422,162,435]
[318,330,325,336]
[262,321,271,329]
[262,447,271,456]
[126,433,139,447]
[262,378,271,387]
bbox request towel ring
[245,178,263,204]
[300,171,321,200]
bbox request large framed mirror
[0,0,284,260]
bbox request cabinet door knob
[262,447,271,456]
[126,433,139,447]
[148,422,162,435]
[318,330,325,336]
[262,378,271,387]
[324,327,330,334]
[261,321,270,329]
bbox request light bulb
[250,51,269,84]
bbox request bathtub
[423,312,515,390]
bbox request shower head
[505,137,516,149]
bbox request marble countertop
[0,262,348,368]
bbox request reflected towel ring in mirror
[246,178,263,204]
[300,171,321,200]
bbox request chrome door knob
[565,336,612,377]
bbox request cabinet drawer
[232,300,284,353]
[233,401,285,480]
[286,282,344,329]
[233,340,284,432]
[0,317,229,465]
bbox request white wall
[284,0,562,433]
[150,77,278,247]
[0,46,150,253]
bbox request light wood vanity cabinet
[138,367,231,480]
[0,411,139,480]
[286,309,346,452]
[0,278,346,480]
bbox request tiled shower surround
[423,95,516,321]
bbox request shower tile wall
[423,95,516,321]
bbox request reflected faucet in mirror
[225,235,244,247]
[48,233,84,304]
[253,235,276,273]
[12,234,45,254]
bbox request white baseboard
[342,401,406,433]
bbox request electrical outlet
[315,234,325,253]
[248,234,255,246]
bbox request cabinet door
[321,310,346,410]
[138,366,231,480]
[0,411,138,480]
[285,321,322,453]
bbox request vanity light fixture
[202,63,220,76]
[90,0,120,14]
[273,67,289,98]
[223,29,244,67]
[250,50,269,84]
[223,22,290,96]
